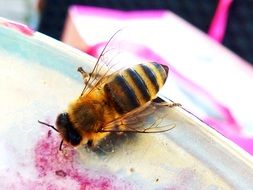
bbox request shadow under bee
[85,132,137,155]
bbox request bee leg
[155,101,181,107]
[77,67,89,85]
[152,97,181,107]
[87,139,93,148]
[167,102,182,107]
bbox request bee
[39,30,179,150]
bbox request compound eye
[68,130,82,146]
[56,113,69,129]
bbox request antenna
[38,120,59,132]
[38,120,64,151]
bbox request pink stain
[33,130,134,190]
[55,170,67,177]
[208,0,233,42]
[0,18,34,36]
[70,6,166,20]
[165,169,207,190]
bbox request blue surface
[0,26,88,82]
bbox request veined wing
[80,29,127,97]
[98,100,177,133]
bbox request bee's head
[56,112,82,147]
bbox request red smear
[55,170,67,177]
[34,130,134,189]
[0,18,34,36]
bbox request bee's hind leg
[152,97,181,107]
[166,102,181,108]
[77,67,89,85]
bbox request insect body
[104,62,168,114]
[39,31,178,150]
[57,62,168,148]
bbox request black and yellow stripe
[126,68,151,102]
[104,62,168,114]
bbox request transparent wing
[98,100,176,133]
[80,29,129,97]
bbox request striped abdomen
[104,62,168,114]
